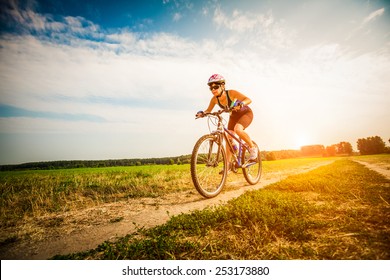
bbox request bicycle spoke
[191,135,227,198]
[242,142,262,185]
[192,110,261,197]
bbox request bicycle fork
[206,133,223,167]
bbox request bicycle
[191,108,262,198]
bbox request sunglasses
[209,84,220,91]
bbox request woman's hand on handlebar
[195,110,205,118]
[195,109,230,119]
[231,101,244,112]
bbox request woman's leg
[234,111,257,160]
[234,124,254,148]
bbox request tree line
[264,135,389,160]
[295,135,389,158]
[1,136,388,171]
[0,155,192,171]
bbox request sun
[294,133,311,149]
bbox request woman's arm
[204,97,217,113]
[196,97,216,118]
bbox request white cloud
[212,6,293,51]
[346,7,387,44]
[2,18,388,136]
[3,0,44,30]
[213,6,276,32]
[2,1,101,42]
[202,7,209,16]
[214,7,258,32]
[0,34,202,110]
[1,2,389,163]
[173,12,182,22]
[362,7,385,25]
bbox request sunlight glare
[294,133,311,150]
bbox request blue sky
[0,0,389,164]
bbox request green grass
[262,157,336,173]
[259,157,337,181]
[54,158,390,260]
[0,157,333,227]
[0,165,192,227]
[352,154,390,168]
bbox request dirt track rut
[1,160,338,260]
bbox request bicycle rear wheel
[242,141,262,185]
[190,134,227,198]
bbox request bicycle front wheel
[190,134,227,198]
[242,141,262,185]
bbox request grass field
[1,155,389,259]
[0,165,191,227]
[49,156,389,260]
[352,154,390,168]
[0,157,334,228]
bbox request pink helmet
[207,74,225,85]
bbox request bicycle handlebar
[195,108,231,119]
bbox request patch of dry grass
[0,165,191,226]
[57,159,390,260]
[0,158,332,229]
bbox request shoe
[249,146,258,161]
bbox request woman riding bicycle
[196,74,258,169]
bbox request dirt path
[0,160,335,260]
[353,160,390,180]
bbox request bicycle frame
[223,128,246,167]
[192,108,262,198]
[208,110,256,169]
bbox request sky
[0,0,389,164]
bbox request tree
[301,145,325,157]
[357,136,386,155]
[336,142,353,155]
[326,145,336,156]
[265,151,276,161]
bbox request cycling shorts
[228,106,253,131]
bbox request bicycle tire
[242,141,262,185]
[190,134,227,198]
